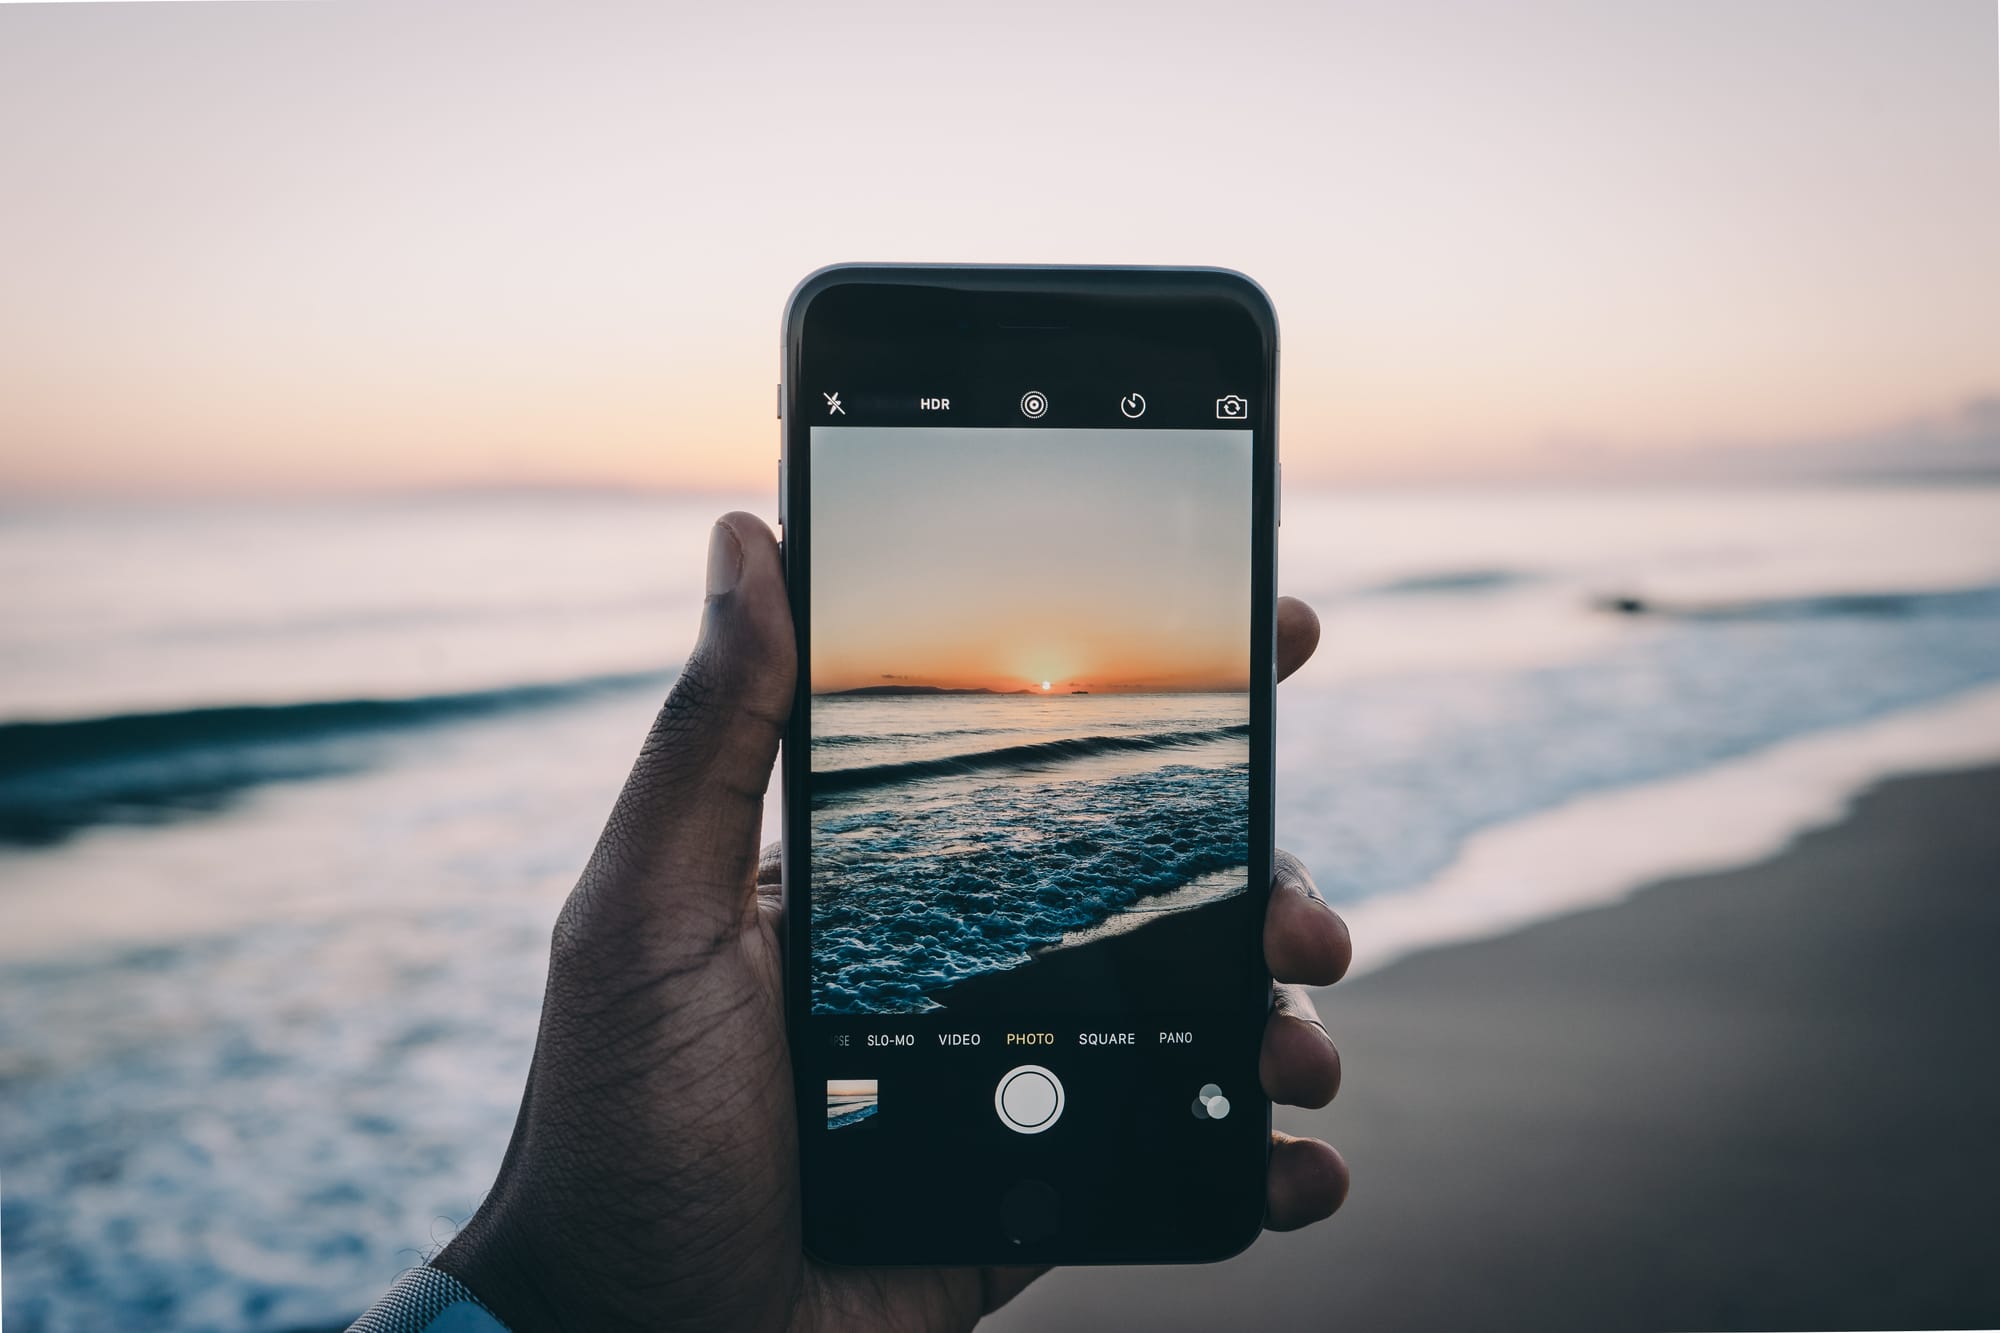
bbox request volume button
[778,457,787,528]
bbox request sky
[0,0,1995,495]
[810,427,1252,694]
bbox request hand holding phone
[428,272,1348,1331]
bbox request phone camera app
[1215,394,1249,420]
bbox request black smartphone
[780,265,1278,1266]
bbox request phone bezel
[779,264,1280,1266]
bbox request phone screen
[784,270,1275,1263]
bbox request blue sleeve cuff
[348,1266,510,1333]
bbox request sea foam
[1339,682,2000,980]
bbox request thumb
[579,511,795,940]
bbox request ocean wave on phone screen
[813,723,1251,798]
[809,751,1250,1014]
[809,692,1250,778]
[812,724,1018,750]
[828,1104,880,1129]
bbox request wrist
[433,1192,572,1333]
[347,1265,511,1333]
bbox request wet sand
[989,765,2000,1331]
[931,892,1254,1015]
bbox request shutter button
[994,1065,1064,1134]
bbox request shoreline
[991,762,2000,1331]
[927,891,1254,1016]
[1338,680,2000,978]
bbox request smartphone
[780,265,1278,1265]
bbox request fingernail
[706,520,742,597]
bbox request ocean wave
[0,670,665,847]
[135,588,675,645]
[812,724,1250,798]
[1593,583,2000,622]
[1359,568,1539,597]
[1277,576,2000,919]
[1337,682,2000,981]
[810,755,1249,1014]
[828,1104,879,1130]
[811,725,1019,750]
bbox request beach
[989,763,2000,1332]
[5,487,1999,1330]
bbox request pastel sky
[0,0,1995,494]
[810,428,1251,694]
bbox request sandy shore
[989,764,2000,1331]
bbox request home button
[1001,1180,1061,1245]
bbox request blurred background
[2,2,1996,1331]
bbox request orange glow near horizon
[813,661,1252,698]
[813,628,1250,695]
[809,427,1252,697]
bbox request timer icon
[1119,392,1146,419]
